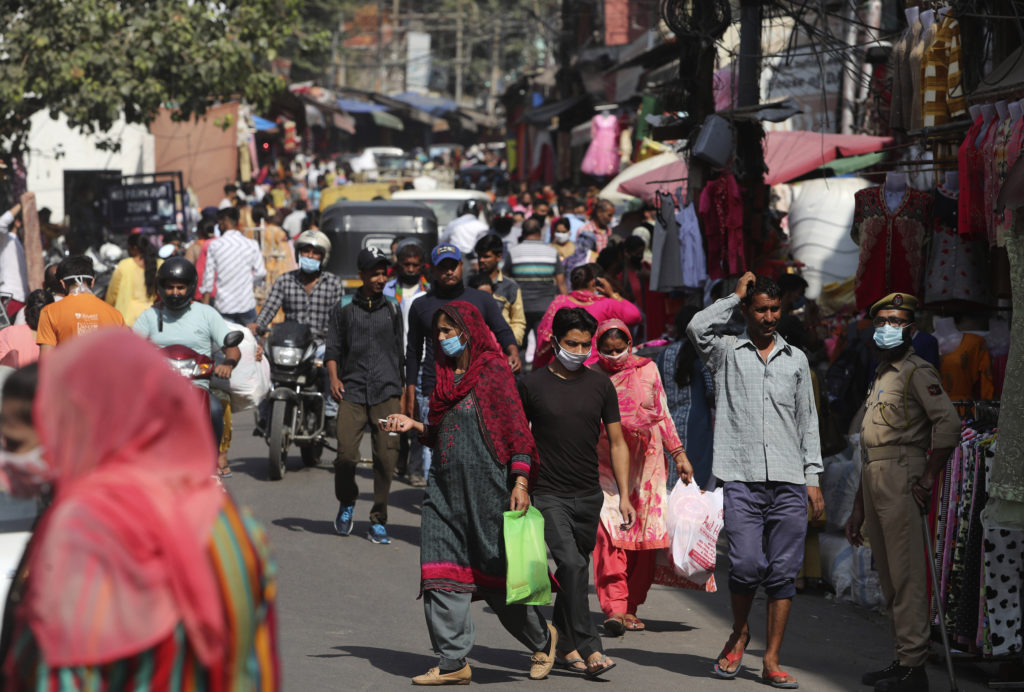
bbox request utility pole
[737,0,762,107]
[390,0,402,93]
[488,12,502,116]
[455,0,464,103]
[376,0,385,92]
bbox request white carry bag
[212,323,272,412]
[666,481,725,582]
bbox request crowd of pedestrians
[0,168,967,692]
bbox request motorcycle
[161,331,243,445]
[261,321,330,480]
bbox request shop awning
[338,98,388,113]
[252,116,277,131]
[371,110,404,131]
[791,151,887,181]
[763,131,892,185]
[391,91,458,117]
[519,96,587,125]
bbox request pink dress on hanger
[581,114,621,178]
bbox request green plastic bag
[503,506,552,606]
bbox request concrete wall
[24,111,155,222]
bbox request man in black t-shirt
[518,307,635,680]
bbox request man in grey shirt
[687,271,824,689]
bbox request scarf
[426,301,539,486]
[593,319,663,444]
[23,330,226,668]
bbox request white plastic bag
[665,481,724,581]
[212,323,271,412]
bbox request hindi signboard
[107,181,176,229]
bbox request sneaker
[874,665,929,692]
[368,523,391,544]
[862,661,901,686]
[334,505,354,536]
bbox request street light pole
[737,0,762,108]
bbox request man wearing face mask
[517,307,634,679]
[36,256,126,354]
[0,364,50,500]
[845,293,959,692]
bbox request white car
[390,189,491,227]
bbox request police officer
[846,292,960,692]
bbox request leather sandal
[603,614,626,636]
[623,613,645,631]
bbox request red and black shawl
[424,301,539,487]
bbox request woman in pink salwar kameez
[590,319,694,634]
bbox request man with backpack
[326,248,404,544]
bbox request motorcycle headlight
[167,358,197,377]
[272,346,303,367]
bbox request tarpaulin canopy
[391,91,458,117]
[615,131,893,202]
[371,110,404,131]
[338,98,388,113]
[762,131,892,185]
[252,116,277,131]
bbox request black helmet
[491,200,513,218]
[491,200,514,236]
[157,257,198,310]
[457,199,482,217]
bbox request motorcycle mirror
[223,330,244,349]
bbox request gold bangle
[515,480,528,489]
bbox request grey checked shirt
[687,294,822,487]
[256,270,344,335]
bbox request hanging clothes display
[922,10,966,128]
[958,114,987,237]
[580,113,621,178]
[676,204,708,290]
[939,333,995,401]
[923,185,991,308]
[993,115,1019,244]
[981,115,1005,244]
[908,17,928,130]
[649,192,684,291]
[851,186,932,310]
[889,19,920,131]
[698,173,745,280]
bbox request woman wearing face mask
[380,302,557,685]
[0,331,280,689]
[0,364,49,501]
[590,320,693,635]
[549,217,576,261]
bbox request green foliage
[0,0,310,153]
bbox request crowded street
[3,0,1024,691]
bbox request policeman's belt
[864,445,927,462]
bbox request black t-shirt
[518,365,621,497]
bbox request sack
[666,481,724,581]
[212,323,272,412]
[503,507,552,606]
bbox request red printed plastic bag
[666,481,724,581]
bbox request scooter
[161,331,244,445]
[261,321,330,480]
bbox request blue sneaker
[334,505,354,536]
[367,523,391,544]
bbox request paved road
[225,416,991,691]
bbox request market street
[223,417,990,691]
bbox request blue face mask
[440,334,466,357]
[873,324,907,350]
[791,296,806,310]
[299,256,321,273]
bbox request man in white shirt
[0,203,29,320]
[200,206,267,326]
[282,199,309,240]
[439,199,488,257]
[218,184,238,210]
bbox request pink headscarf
[592,319,664,445]
[22,330,227,667]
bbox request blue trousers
[723,481,808,600]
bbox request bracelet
[514,480,528,489]
[221,358,238,367]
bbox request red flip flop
[713,632,750,679]
[762,670,799,689]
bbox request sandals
[762,670,799,689]
[217,467,233,479]
[713,632,751,679]
[583,653,616,680]
[554,652,586,674]
[623,613,645,631]
[603,615,626,636]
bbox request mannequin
[969,104,982,122]
[884,172,908,212]
[938,5,952,19]
[978,104,997,145]
[1010,102,1023,123]
[944,171,959,190]
[933,316,963,356]
[905,6,919,26]
[996,99,1010,121]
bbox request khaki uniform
[859,348,960,667]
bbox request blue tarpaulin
[252,116,277,131]
[390,92,458,117]
[337,99,388,113]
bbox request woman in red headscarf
[381,301,557,685]
[1,330,279,690]
[590,319,694,634]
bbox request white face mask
[0,446,51,499]
[553,341,590,371]
[554,232,570,244]
[599,350,629,363]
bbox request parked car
[320,200,438,287]
[389,189,491,227]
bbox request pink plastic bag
[666,481,724,582]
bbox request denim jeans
[220,308,259,325]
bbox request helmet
[491,200,514,236]
[457,199,482,218]
[491,200,513,218]
[156,257,198,310]
[294,229,332,265]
